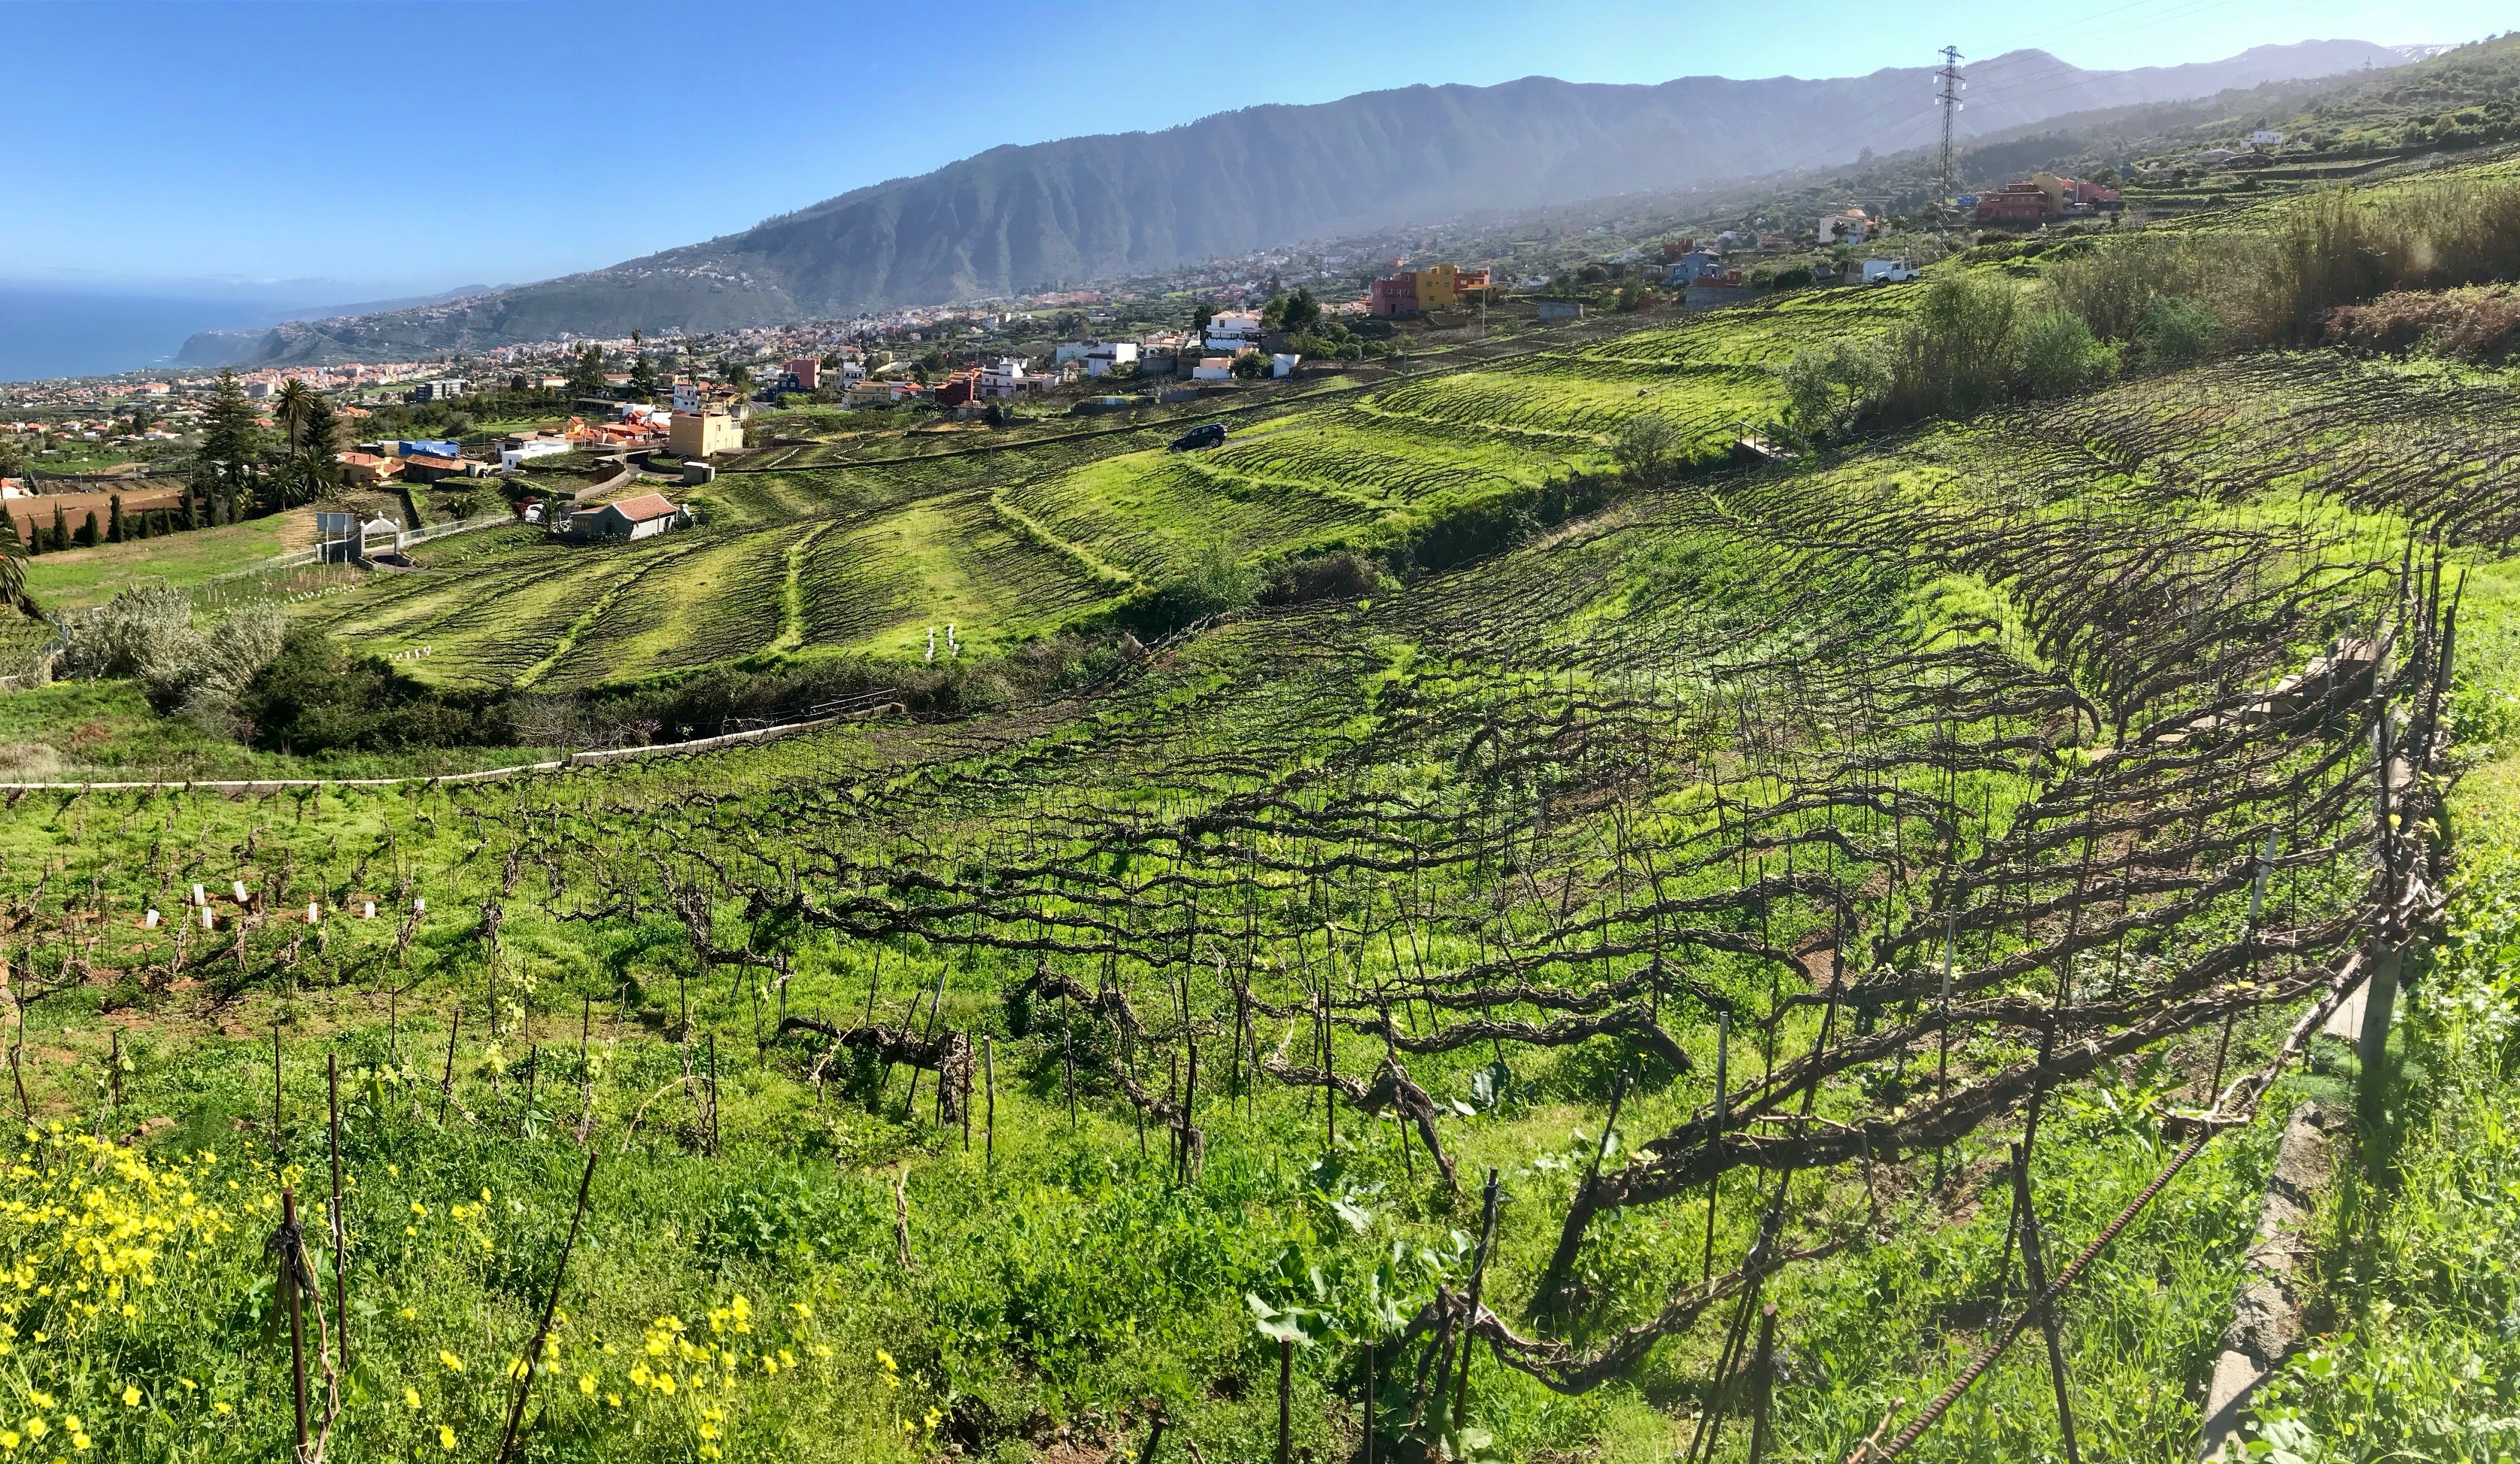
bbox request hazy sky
[1,0,2505,299]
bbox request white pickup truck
[1862,258,1922,284]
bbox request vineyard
[290,293,1908,693]
[11,158,2520,1461]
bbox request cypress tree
[180,488,198,532]
[50,503,67,551]
[74,512,98,548]
[108,494,123,543]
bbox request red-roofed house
[559,493,688,542]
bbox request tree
[1231,351,1269,380]
[1267,287,1321,336]
[628,353,660,402]
[196,369,261,527]
[50,503,68,551]
[1780,337,1893,442]
[272,378,315,447]
[108,494,123,543]
[74,512,99,548]
[721,359,753,401]
[275,392,344,509]
[565,343,607,396]
[1191,302,1215,335]
[0,511,29,615]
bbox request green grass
[27,513,299,613]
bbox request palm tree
[0,511,32,618]
[273,378,314,447]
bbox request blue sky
[0,0,2506,301]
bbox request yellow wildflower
[0,1431,16,1450]
[439,1350,464,1372]
[578,1374,597,1396]
[438,1423,456,1451]
[120,1388,139,1408]
[404,1388,421,1409]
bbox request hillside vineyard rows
[7,182,2520,1462]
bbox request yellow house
[1415,262,1461,311]
[669,412,744,458]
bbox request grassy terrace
[274,292,1914,694]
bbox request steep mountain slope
[208,39,2403,362]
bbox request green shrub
[1778,337,1893,441]
[59,586,287,716]
[234,627,507,753]
[2134,296,2224,367]
[1878,274,2028,424]
[2016,310,2118,397]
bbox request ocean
[0,284,282,384]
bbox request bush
[2324,284,2520,361]
[1610,415,1687,481]
[2015,311,2118,397]
[1778,337,1893,441]
[2133,296,2223,367]
[233,627,506,753]
[59,586,287,716]
[2045,232,2228,342]
[1128,540,1255,634]
[1259,552,1383,606]
[1878,274,2027,424]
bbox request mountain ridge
[199,39,2408,365]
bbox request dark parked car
[1169,422,1228,451]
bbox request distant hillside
[216,39,2406,363]
[176,285,493,366]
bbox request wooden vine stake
[983,1037,997,1168]
[1276,1337,1293,1464]
[281,1186,311,1462]
[326,1052,348,1374]
[1747,1303,1778,1464]
[1451,1168,1503,1444]
[495,1148,600,1464]
[437,1004,460,1126]
[2009,1142,2080,1464]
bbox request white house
[1817,210,1870,245]
[2251,129,2285,147]
[498,433,574,472]
[1203,311,1263,350]
[979,358,1047,399]
[1053,340,1099,364]
[1271,353,1301,378]
[1192,356,1236,382]
[1084,342,1139,377]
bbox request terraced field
[280,293,1955,694]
